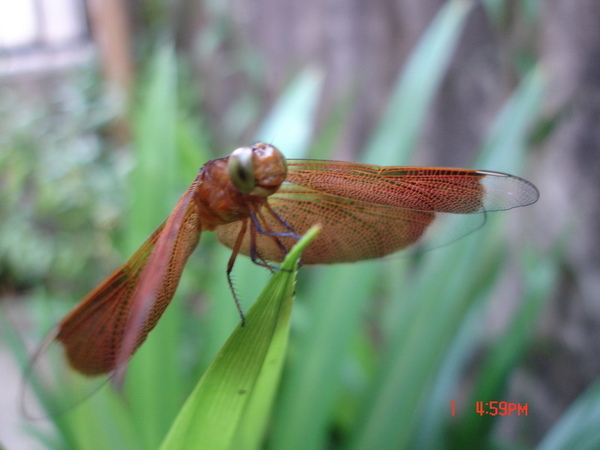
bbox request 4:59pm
[475,401,528,416]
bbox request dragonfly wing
[216,184,434,263]
[23,180,201,417]
[215,160,538,264]
[58,184,201,376]
[284,160,539,213]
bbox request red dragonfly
[24,142,538,412]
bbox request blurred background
[1,0,599,448]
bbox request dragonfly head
[228,143,287,197]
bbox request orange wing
[215,160,539,263]
[53,180,201,376]
[23,178,202,417]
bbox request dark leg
[227,220,248,326]
[264,202,304,268]
[248,214,278,272]
[264,202,301,238]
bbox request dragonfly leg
[263,202,302,239]
[248,214,279,272]
[227,219,248,326]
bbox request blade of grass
[255,66,324,159]
[269,261,380,449]
[363,0,474,165]
[124,41,186,449]
[538,380,600,450]
[475,65,545,170]
[159,226,321,450]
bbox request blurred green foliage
[0,70,127,293]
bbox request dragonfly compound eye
[228,146,256,194]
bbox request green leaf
[159,226,321,450]
[255,67,324,159]
[475,65,545,172]
[538,380,600,450]
[363,0,475,165]
[269,261,380,449]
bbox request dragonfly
[24,142,538,414]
